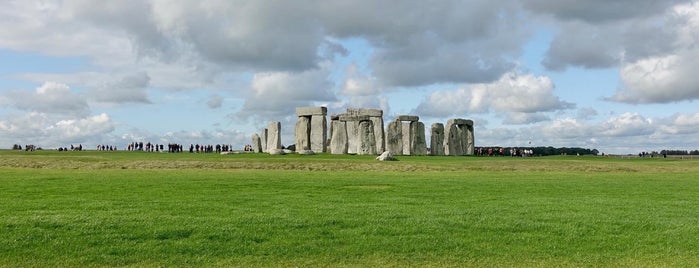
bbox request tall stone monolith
[329,120,348,154]
[430,123,444,156]
[411,121,427,155]
[386,120,403,155]
[295,116,311,150]
[267,121,281,152]
[357,120,376,155]
[252,133,262,153]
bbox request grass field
[1,150,698,267]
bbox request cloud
[414,72,574,120]
[523,0,683,23]
[207,94,223,109]
[89,72,152,104]
[1,82,89,116]
[0,112,115,147]
[235,68,336,121]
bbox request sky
[1,0,699,154]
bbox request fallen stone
[376,151,397,161]
[268,148,285,155]
[298,149,315,155]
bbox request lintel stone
[339,115,371,122]
[449,118,473,126]
[296,106,327,116]
[397,115,419,122]
[346,108,383,117]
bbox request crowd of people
[475,147,535,157]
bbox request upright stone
[465,120,475,155]
[310,115,327,152]
[329,120,348,154]
[267,121,281,152]
[295,116,311,150]
[386,120,403,155]
[260,128,268,153]
[371,116,385,153]
[252,133,262,153]
[345,120,359,154]
[357,120,377,155]
[402,122,412,155]
[444,120,462,156]
[430,123,445,156]
[411,121,427,155]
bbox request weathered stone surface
[450,118,471,126]
[402,122,411,155]
[411,121,427,155]
[339,115,370,122]
[444,121,462,156]
[357,120,376,155]
[298,149,315,155]
[260,128,268,153]
[370,116,385,153]
[345,120,359,154]
[330,114,341,120]
[346,108,383,117]
[310,115,327,153]
[282,149,294,154]
[430,123,444,156]
[386,120,403,155]
[376,151,396,161]
[252,133,262,153]
[296,106,327,116]
[465,124,475,155]
[295,116,311,151]
[267,121,281,152]
[397,115,419,122]
[329,120,348,154]
[268,148,285,155]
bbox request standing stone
[430,123,445,156]
[357,120,377,155]
[295,116,311,150]
[329,120,348,154]
[386,120,403,155]
[252,134,262,153]
[411,121,427,155]
[444,121,461,156]
[345,120,359,154]
[402,122,412,155]
[260,128,268,153]
[310,115,327,153]
[465,120,475,155]
[267,121,281,152]
[371,116,385,153]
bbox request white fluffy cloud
[0,112,115,147]
[414,73,573,122]
[1,82,89,116]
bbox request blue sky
[2,0,699,154]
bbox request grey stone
[370,116,385,153]
[260,128,268,153]
[330,114,341,120]
[282,149,294,154]
[411,121,427,155]
[346,108,383,117]
[450,118,471,126]
[252,133,262,153]
[386,120,403,155]
[296,106,327,116]
[465,124,475,155]
[430,123,444,156]
[357,120,376,155]
[402,122,411,155]
[397,115,419,122]
[267,121,281,152]
[298,149,315,155]
[345,120,359,154]
[376,151,396,161]
[339,115,370,122]
[444,121,461,156]
[329,120,348,154]
[268,148,285,155]
[294,116,311,151]
[310,115,327,153]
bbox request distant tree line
[475,146,599,156]
[659,149,699,155]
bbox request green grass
[1,150,698,267]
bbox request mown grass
[1,150,698,267]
